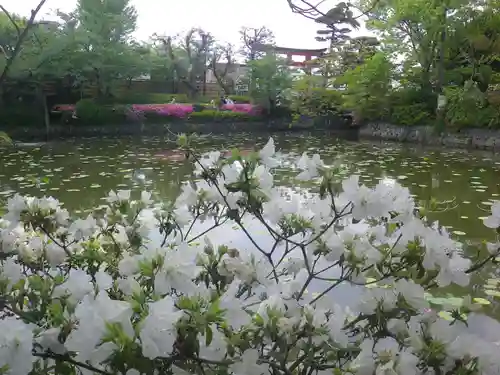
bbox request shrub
[74,99,124,125]
[188,109,258,121]
[0,131,12,145]
[123,107,260,123]
[291,87,343,117]
[229,95,252,103]
[389,87,436,111]
[128,104,262,123]
[0,137,500,375]
[336,52,393,121]
[389,103,432,126]
[444,85,500,129]
[0,105,44,127]
[115,93,190,104]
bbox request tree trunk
[36,85,50,141]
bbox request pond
[1,133,500,313]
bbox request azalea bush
[1,136,500,375]
[54,103,263,125]
[115,94,190,105]
[130,104,262,121]
[189,110,262,121]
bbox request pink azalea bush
[131,104,194,117]
[130,104,194,119]
[51,104,76,112]
[132,103,263,118]
[53,103,263,120]
[221,103,263,115]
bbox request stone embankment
[359,123,500,151]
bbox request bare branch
[286,0,328,20]
[153,31,205,96]
[349,0,383,21]
[286,0,380,25]
[209,43,235,93]
[0,0,48,87]
[240,26,275,61]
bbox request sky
[1,0,370,53]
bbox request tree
[286,2,363,86]
[336,51,393,121]
[76,0,137,43]
[316,35,380,84]
[289,75,343,117]
[314,1,360,47]
[0,0,47,88]
[152,34,186,93]
[148,38,179,93]
[179,28,214,96]
[358,0,466,93]
[0,7,79,137]
[284,0,500,128]
[156,28,213,97]
[239,26,275,61]
[246,54,293,112]
[445,1,500,91]
[72,0,142,100]
[209,43,235,94]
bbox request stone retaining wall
[359,123,500,151]
[1,117,358,142]
[2,121,287,142]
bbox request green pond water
[1,133,500,313]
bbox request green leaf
[0,131,12,146]
[484,289,500,298]
[205,325,213,346]
[473,297,490,305]
[230,148,240,159]
[438,311,453,321]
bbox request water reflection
[380,177,397,187]
[1,134,500,240]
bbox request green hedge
[188,110,260,121]
[389,103,432,126]
[114,93,190,104]
[74,99,125,125]
[229,95,252,103]
[205,95,253,106]
[0,105,44,127]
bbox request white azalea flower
[484,201,500,229]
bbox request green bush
[74,99,124,125]
[289,84,343,118]
[229,95,252,103]
[309,88,343,115]
[188,110,259,121]
[0,105,43,127]
[389,103,432,126]
[206,96,253,107]
[133,109,261,123]
[336,52,393,121]
[115,93,189,104]
[443,86,500,129]
[388,87,436,110]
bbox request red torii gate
[251,43,327,73]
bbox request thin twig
[0,0,48,86]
